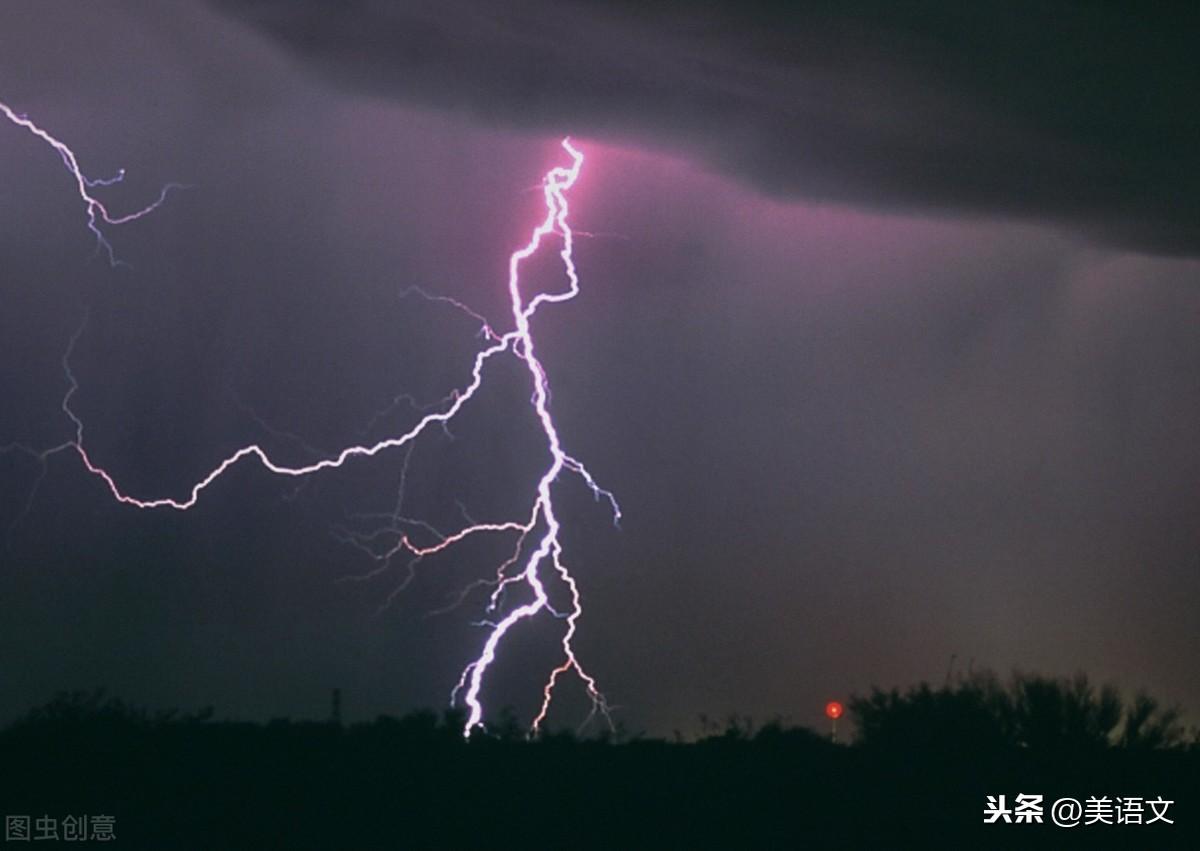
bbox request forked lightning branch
[1,100,619,737]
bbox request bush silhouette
[849,668,1187,754]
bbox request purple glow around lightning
[4,102,619,736]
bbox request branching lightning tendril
[2,102,618,736]
[0,100,184,267]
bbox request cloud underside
[210,0,1200,256]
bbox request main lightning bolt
[4,102,618,736]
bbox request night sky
[1,1,1198,736]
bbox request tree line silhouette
[1,670,1195,848]
[852,669,1189,753]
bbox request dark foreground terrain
[2,676,1197,848]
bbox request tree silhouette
[849,668,1188,753]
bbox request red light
[824,700,843,720]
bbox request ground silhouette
[1,671,1196,848]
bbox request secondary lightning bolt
[5,103,618,737]
[1,99,181,265]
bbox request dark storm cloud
[3,0,1199,738]
[208,0,1200,255]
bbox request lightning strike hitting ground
[3,103,618,736]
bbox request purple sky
[1,1,1198,735]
